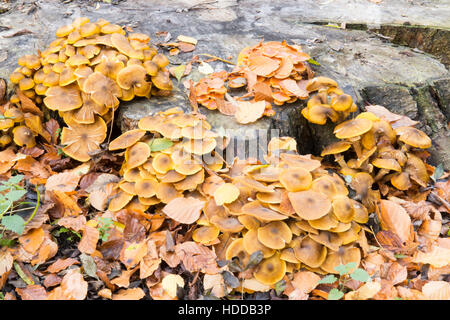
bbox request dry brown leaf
[385,262,407,285]
[291,271,321,294]
[175,241,219,274]
[378,200,413,243]
[45,171,81,192]
[50,268,88,300]
[413,244,450,268]
[345,281,381,300]
[203,274,227,298]
[46,258,80,273]
[162,197,205,224]
[78,226,99,255]
[19,228,45,254]
[98,288,112,299]
[57,215,86,232]
[111,267,138,288]
[32,237,58,265]
[112,287,146,300]
[234,100,266,124]
[120,241,148,269]
[16,285,48,300]
[422,281,450,300]
[0,249,14,277]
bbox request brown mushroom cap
[350,199,369,224]
[372,158,401,172]
[44,84,82,111]
[213,183,240,206]
[305,77,338,92]
[390,172,412,191]
[192,225,220,245]
[83,71,121,108]
[108,190,134,212]
[243,228,275,258]
[125,141,151,169]
[288,190,331,220]
[330,93,353,111]
[225,238,250,266]
[293,236,327,268]
[117,64,150,92]
[309,230,342,251]
[210,216,244,233]
[321,141,352,156]
[238,215,261,230]
[396,126,432,149]
[320,245,361,274]
[110,32,144,60]
[279,167,312,192]
[350,172,374,197]
[333,118,373,139]
[152,53,169,68]
[151,70,173,91]
[308,213,339,231]
[60,116,107,162]
[404,153,429,187]
[135,178,158,198]
[279,153,321,171]
[257,221,292,250]
[332,196,355,223]
[253,253,286,285]
[337,222,361,245]
[109,129,146,150]
[12,125,36,148]
[94,57,125,80]
[241,200,289,222]
[280,247,300,264]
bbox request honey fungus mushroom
[60,117,107,162]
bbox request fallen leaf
[377,200,413,243]
[234,100,266,124]
[19,228,45,254]
[46,258,80,273]
[422,281,450,300]
[175,241,219,274]
[161,274,184,298]
[162,197,205,224]
[78,226,99,255]
[291,271,321,294]
[16,285,48,300]
[177,35,197,45]
[112,287,145,300]
[57,215,86,232]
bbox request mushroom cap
[238,215,261,230]
[332,196,355,223]
[152,153,174,175]
[288,190,331,220]
[0,118,15,130]
[210,216,244,233]
[303,104,338,125]
[44,84,82,111]
[12,125,36,148]
[83,72,121,108]
[155,182,182,203]
[109,129,146,150]
[225,238,250,266]
[350,172,374,196]
[320,246,361,274]
[182,137,217,155]
[173,169,204,191]
[108,190,134,212]
[256,188,283,204]
[253,253,286,285]
[372,158,401,172]
[333,118,373,139]
[321,141,352,156]
[243,228,275,258]
[390,172,412,191]
[60,116,107,162]
[135,178,159,198]
[233,176,274,193]
[213,183,240,206]
[279,153,321,171]
[305,77,338,92]
[151,70,173,91]
[311,175,343,200]
[396,126,432,149]
[94,57,125,80]
[143,61,159,76]
[279,167,312,192]
[293,236,327,268]
[110,32,144,59]
[309,230,342,251]
[152,53,169,68]
[192,225,220,245]
[295,220,319,235]
[350,199,369,224]
[280,248,300,264]
[117,64,148,90]
[330,93,353,111]
[337,222,361,245]
[308,213,339,231]
[241,200,289,222]
[257,221,292,250]
[125,141,151,169]
[404,153,429,187]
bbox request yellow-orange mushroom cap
[257,221,292,250]
[253,253,286,285]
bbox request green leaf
[7,175,24,185]
[274,280,286,296]
[394,253,407,259]
[245,250,264,270]
[5,189,27,202]
[350,268,371,282]
[0,238,16,247]
[80,253,98,279]
[307,58,321,66]
[431,163,444,182]
[222,271,240,288]
[1,215,25,235]
[318,275,338,284]
[334,262,357,276]
[149,138,174,152]
[173,64,186,82]
[328,288,344,300]
[0,200,12,215]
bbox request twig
[198,54,235,65]
[24,185,39,226]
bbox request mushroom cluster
[191,137,367,286]
[107,107,223,212]
[194,41,314,120]
[9,17,172,161]
[321,111,432,208]
[301,77,357,125]
[0,96,49,150]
